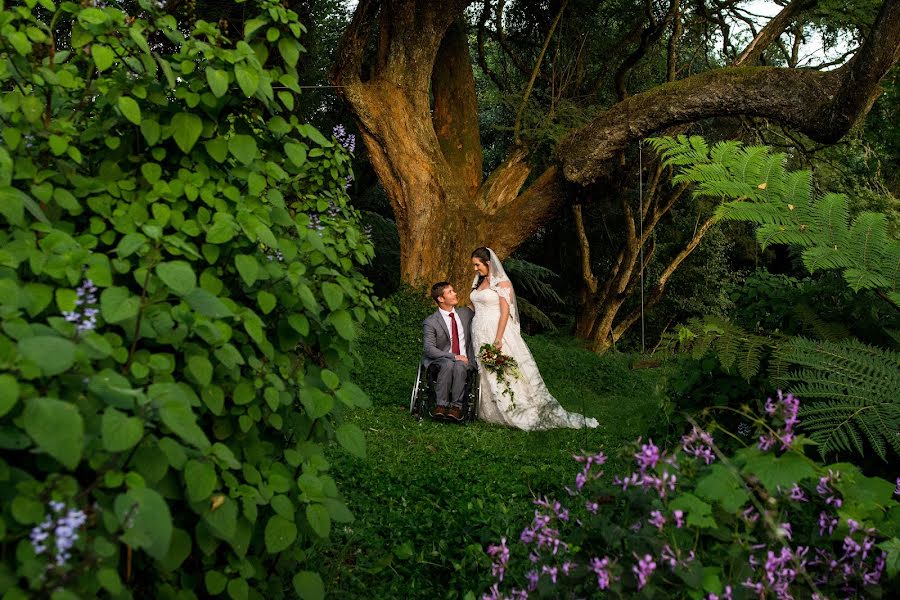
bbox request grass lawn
[311,292,668,598]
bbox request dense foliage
[0,1,384,598]
[483,393,900,599]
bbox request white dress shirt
[438,308,467,358]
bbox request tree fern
[649,135,900,308]
[773,338,900,461]
[659,318,900,461]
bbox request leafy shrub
[0,1,384,597]
[482,393,900,599]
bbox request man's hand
[454,355,469,364]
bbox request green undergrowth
[308,290,668,598]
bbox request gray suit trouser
[431,358,468,408]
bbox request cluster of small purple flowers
[261,245,284,262]
[332,124,356,153]
[29,501,87,567]
[481,391,898,599]
[307,213,325,232]
[62,279,99,334]
[681,425,716,464]
[612,439,679,498]
[758,390,799,451]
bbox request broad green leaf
[328,309,356,340]
[306,504,331,538]
[185,459,217,502]
[23,397,84,469]
[115,487,172,560]
[234,255,259,287]
[205,67,229,98]
[154,386,210,450]
[278,38,300,68]
[336,423,366,458]
[186,289,234,318]
[300,388,333,419]
[227,578,249,600]
[293,571,325,600]
[284,142,307,167]
[156,261,197,296]
[205,138,229,163]
[694,464,749,513]
[18,336,76,376]
[117,96,141,125]
[101,287,140,323]
[171,113,203,153]
[157,527,192,571]
[187,355,213,386]
[257,290,276,314]
[234,63,259,97]
[206,571,228,595]
[0,374,19,417]
[141,163,162,184]
[742,451,817,493]
[669,493,716,529]
[204,496,237,540]
[228,135,258,165]
[93,45,114,71]
[101,407,144,452]
[264,515,297,553]
[141,119,161,145]
[321,282,343,311]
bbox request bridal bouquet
[478,343,522,407]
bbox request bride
[469,247,599,431]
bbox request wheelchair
[409,360,480,422]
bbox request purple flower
[818,511,839,536]
[634,439,660,473]
[847,518,860,534]
[681,426,716,464]
[632,554,656,590]
[673,509,685,528]
[332,124,356,153]
[787,484,808,502]
[525,570,539,591]
[62,279,99,334]
[757,434,775,452]
[307,213,325,232]
[585,500,599,513]
[487,537,510,582]
[541,565,558,583]
[589,557,612,590]
[648,510,666,530]
[30,503,88,567]
[894,477,899,496]
[816,470,843,508]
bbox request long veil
[472,248,520,324]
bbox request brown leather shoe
[446,406,464,422]
[431,405,448,419]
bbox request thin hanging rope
[639,141,645,354]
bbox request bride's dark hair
[471,247,491,290]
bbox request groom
[422,281,476,422]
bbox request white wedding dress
[469,250,599,431]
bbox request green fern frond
[515,297,557,331]
[793,303,850,342]
[715,202,783,225]
[848,212,889,272]
[801,246,853,272]
[782,170,813,209]
[816,193,850,248]
[756,225,817,250]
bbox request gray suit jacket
[422,306,476,368]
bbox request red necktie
[449,312,461,354]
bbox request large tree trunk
[333,0,900,311]
[332,1,564,297]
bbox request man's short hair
[430,281,451,303]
